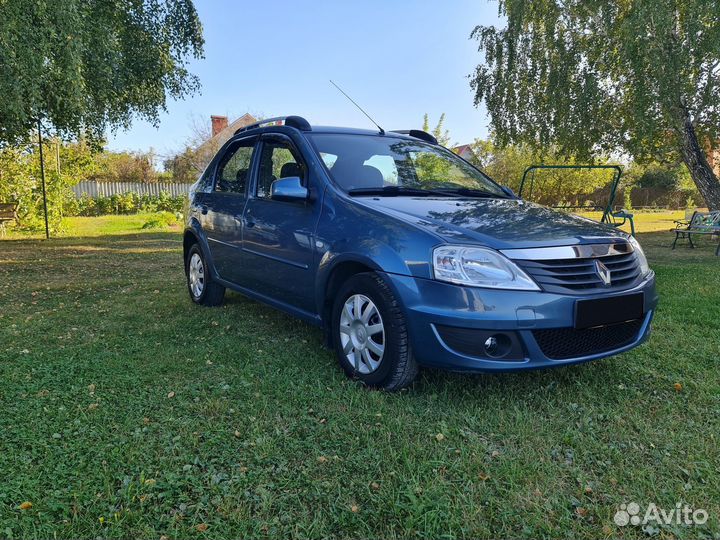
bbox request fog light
[484,333,512,358]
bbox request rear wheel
[331,273,418,391]
[185,243,225,306]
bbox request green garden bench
[671,210,720,256]
[519,164,637,236]
[0,202,18,236]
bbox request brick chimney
[211,115,228,137]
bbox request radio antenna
[330,80,385,135]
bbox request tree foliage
[0,0,204,145]
[0,138,172,232]
[422,113,452,146]
[92,149,161,183]
[470,0,720,209]
[0,139,96,232]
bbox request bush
[67,192,185,217]
[141,211,180,229]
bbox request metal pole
[37,118,50,239]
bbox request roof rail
[390,129,438,145]
[234,115,311,135]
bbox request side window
[214,138,256,194]
[196,166,213,192]
[256,137,306,199]
[319,152,337,169]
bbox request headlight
[433,245,540,290]
[628,236,650,275]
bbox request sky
[106,0,504,160]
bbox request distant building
[198,113,257,155]
[189,114,257,173]
[453,144,475,161]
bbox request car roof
[229,116,441,146]
[308,126,410,137]
[232,123,419,141]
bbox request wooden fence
[72,181,192,198]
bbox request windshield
[309,134,507,197]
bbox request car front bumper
[380,271,658,372]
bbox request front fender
[313,242,412,320]
[313,190,442,316]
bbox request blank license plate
[575,293,644,329]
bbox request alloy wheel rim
[339,294,385,374]
[188,253,205,298]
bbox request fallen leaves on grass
[317,456,328,464]
[196,523,208,532]
[434,433,445,442]
[674,382,683,392]
[167,391,175,399]
[18,501,32,510]
[478,472,490,481]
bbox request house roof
[208,113,257,146]
[453,144,473,155]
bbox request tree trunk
[676,108,720,211]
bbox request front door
[203,136,257,283]
[241,133,320,313]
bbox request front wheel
[185,244,225,306]
[331,273,418,391]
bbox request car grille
[515,251,642,295]
[532,318,644,360]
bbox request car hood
[359,196,628,249]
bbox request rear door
[203,136,258,283]
[240,132,320,312]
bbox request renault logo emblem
[595,260,612,286]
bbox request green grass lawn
[0,214,718,539]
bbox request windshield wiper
[433,187,504,198]
[347,186,462,197]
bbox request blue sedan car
[183,115,657,390]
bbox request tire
[185,243,225,306]
[331,273,418,391]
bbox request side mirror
[501,185,518,198]
[271,177,308,202]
